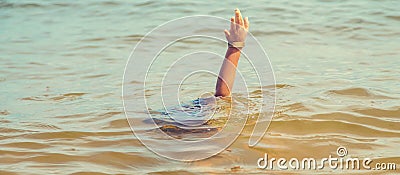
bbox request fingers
[230,8,248,33]
[235,8,243,26]
[230,17,235,32]
[224,29,230,38]
[244,17,249,30]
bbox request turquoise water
[1,0,399,174]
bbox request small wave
[159,125,219,134]
[0,2,76,9]
[72,45,101,50]
[79,138,142,148]
[268,119,400,138]
[103,118,129,129]
[0,110,10,115]
[261,84,295,90]
[353,107,400,120]
[80,37,107,42]
[275,84,295,89]
[21,122,61,130]
[70,172,110,175]
[0,127,35,134]
[55,112,94,119]
[0,142,50,149]
[97,1,120,6]
[82,74,109,79]
[116,34,146,42]
[385,15,400,21]
[346,18,384,26]
[310,112,400,131]
[158,125,220,139]
[281,102,313,112]
[0,2,41,9]
[21,92,87,102]
[327,87,394,99]
[135,1,156,7]
[84,151,161,168]
[21,131,131,140]
[263,7,301,15]
[128,80,143,85]
[252,30,298,36]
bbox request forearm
[214,47,241,97]
[214,8,248,97]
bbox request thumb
[224,29,230,38]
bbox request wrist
[225,47,241,62]
[227,41,245,49]
[227,47,241,52]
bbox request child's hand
[224,8,249,45]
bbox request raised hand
[215,8,249,97]
[224,8,250,45]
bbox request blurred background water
[0,0,399,174]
